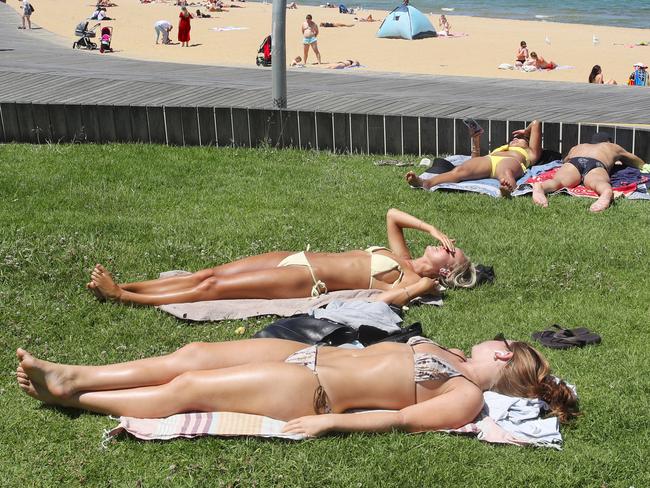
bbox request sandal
[532,324,601,349]
[462,118,484,137]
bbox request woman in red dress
[178,6,192,46]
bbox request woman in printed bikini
[86,208,480,307]
[16,333,577,435]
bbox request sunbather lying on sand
[406,120,542,196]
[15,334,577,435]
[531,132,646,212]
[327,59,360,68]
[320,21,354,27]
[86,209,480,307]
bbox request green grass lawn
[1,143,649,487]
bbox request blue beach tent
[376,4,436,40]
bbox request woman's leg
[406,156,492,189]
[493,159,526,196]
[90,265,315,305]
[88,252,293,298]
[19,360,319,420]
[16,339,306,396]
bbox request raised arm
[512,120,542,163]
[282,385,483,436]
[386,208,455,259]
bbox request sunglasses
[493,333,512,352]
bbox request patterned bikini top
[406,336,468,384]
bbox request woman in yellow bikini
[406,120,542,196]
[87,208,478,307]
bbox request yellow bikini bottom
[488,155,527,178]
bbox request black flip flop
[532,324,601,349]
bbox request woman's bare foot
[86,281,106,301]
[406,171,433,189]
[90,264,122,301]
[16,348,77,404]
[589,189,613,213]
[499,173,516,197]
[531,183,549,207]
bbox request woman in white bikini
[16,334,577,435]
[87,208,479,307]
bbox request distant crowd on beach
[514,39,648,86]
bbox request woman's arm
[513,120,542,163]
[386,208,455,259]
[375,277,438,306]
[282,385,483,437]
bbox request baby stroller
[99,26,113,53]
[73,21,100,50]
[256,35,272,67]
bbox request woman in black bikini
[86,208,480,307]
[16,334,577,435]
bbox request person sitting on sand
[290,55,305,66]
[86,208,481,307]
[588,65,616,85]
[438,14,451,36]
[287,1,298,9]
[97,0,118,7]
[406,120,542,196]
[15,334,578,435]
[628,62,648,86]
[195,8,211,17]
[328,59,360,69]
[90,7,113,21]
[320,21,354,27]
[514,40,529,67]
[527,52,557,70]
[531,132,646,213]
[354,14,375,22]
[302,14,321,64]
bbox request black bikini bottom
[566,157,607,180]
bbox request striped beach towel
[104,394,563,449]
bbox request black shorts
[566,157,607,181]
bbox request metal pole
[271,0,287,108]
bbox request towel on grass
[104,390,563,449]
[419,158,561,198]
[156,271,442,321]
[512,165,650,200]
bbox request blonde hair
[492,342,578,423]
[438,259,478,289]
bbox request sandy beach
[10,0,650,84]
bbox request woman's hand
[282,415,334,437]
[429,229,456,253]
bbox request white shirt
[155,20,172,30]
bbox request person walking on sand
[531,132,645,213]
[19,0,34,29]
[154,19,173,44]
[302,14,321,64]
[178,6,192,47]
